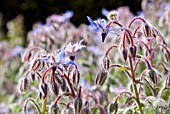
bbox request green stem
[128,56,143,114]
[23,98,41,114]
[158,86,165,98]
[41,98,47,114]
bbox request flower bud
[19,77,29,93]
[40,82,48,99]
[80,101,91,114]
[50,80,59,96]
[100,55,110,71]
[80,107,91,114]
[73,70,80,85]
[49,105,60,114]
[165,75,170,89]
[129,45,137,60]
[142,23,152,37]
[61,78,68,92]
[31,59,41,71]
[164,50,170,62]
[22,51,32,62]
[153,99,168,114]
[107,101,118,114]
[74,97,83,114]
[147,69,158,85]
[30,72,35,81]
[121,48,128,62]
[95,70,108,85]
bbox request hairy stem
[41,98,47,114]
[128,56,143,114]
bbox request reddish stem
[42,66,53,83]
[105,45,117,56]
[128,16,146,28]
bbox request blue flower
[87,16,119,42]
[40,49,75,67]
[64,40,85,60]
[12,46,24,57]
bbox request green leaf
[125,97,133,104]
[117,67,129,71]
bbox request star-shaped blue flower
[40,49,75,67]
[87,16,120,42]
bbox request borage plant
[19,9,170,114]
[88,10,170,114]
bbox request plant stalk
[128,56,143,114]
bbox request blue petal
[63,10,74,20]
[102,8,109,17]
[87,16,100,32]
[54,49,66,62]
[100,19,107,29]
[61,59,76,65]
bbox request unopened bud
[147,69,158,85]
[23,51,32,62]
[74,97,83,113]
[40,82,48,99]
[153,99,168,114]
[19,77,29,92]
[164,50,170,62]
[61,78,68,92]
[73,70,80,85]
[50,105,60,114]
[108,101,118,114]
[30,72,35,81]
[129,45,137,60]
[121,48,128,62]
[142,23,152,37]
[80,107,91,114]
[31,59,41,71]
[50,81,59,96]
[165,75,170,89]
[100,55,110,71]
[95,70,108,85]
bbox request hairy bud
[61,78,68,92]
[19,77,29,93]
[49,105,60,114]
[50,80,59,96]
[74,97,83,114]
[40,82,48,99]
[30,72,35,81]
[142,23,152,37]
[164,50,170,62]
[165,75,170,89]
[73,70,80,86]
[129,45,137,60]
[80,101,91,114]
[108,101,118,114]
[80,107,91,114]
[153,99,168,114]
[121,48,128,62]
[95,70,108,85]
[23,51,32,62]
[31,59,41,71]
[100,55,110,71]
[147,69,158,85]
